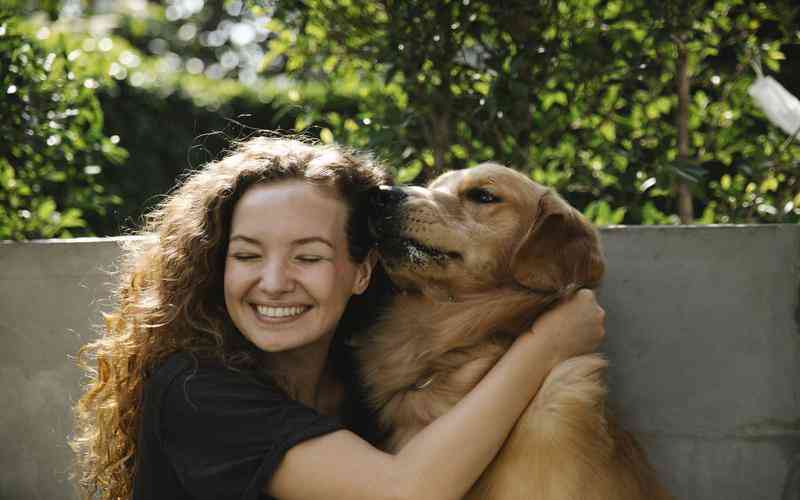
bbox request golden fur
[358,163,672,499]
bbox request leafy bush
[269,0,800,224]
[0,16,126,239]
[2,0,799,240]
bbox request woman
[72,136,605,500]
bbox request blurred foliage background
[1,0,799,239]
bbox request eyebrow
[229,234,260,245]
[293,236,334,249]
[229,234,334,249]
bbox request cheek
[319,261,358,302]
[223,261,247,300]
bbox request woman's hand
[528,288,606,367]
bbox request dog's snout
[370,185,408,208]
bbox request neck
[265,335,334,408]
[396,285,552,356]
[408,285,573,353]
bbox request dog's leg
[465,354,608,500]
[466,354,671,500]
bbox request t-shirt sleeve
[159,364,344,500]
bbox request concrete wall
[599,226,800,500]
[1,226,798,499]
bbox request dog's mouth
[365,190,461,268]
[377,235,462,268]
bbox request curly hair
[71,136,392,499]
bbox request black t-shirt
[133,352,347,500]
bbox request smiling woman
[71,136,390,499]
[223,181,372,363]
[71,136,605,500]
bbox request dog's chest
[376,342,511,451]
[359,292,543,448]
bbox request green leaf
[320,127,334,144]
[670,160,705,183]
[59,208,85,228]
[36,198,56,220]
[397,160,423,184]
[761,176,778,192]
[45,170,67,182]
[598,121,616,142]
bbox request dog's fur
[357,163,672,499]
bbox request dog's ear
[510,197,605,292]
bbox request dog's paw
[524,354,610,435]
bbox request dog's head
[367,163,604,300]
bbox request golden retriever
[357,163,672,499]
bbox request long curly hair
[71,136,392,499]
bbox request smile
[252,304,309,319]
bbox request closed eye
[465,187,502,204]
[231,253,259,261]
[296,255,325,263]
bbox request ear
[351,249,378,295]
[510,205,605,292]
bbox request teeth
[255,305,306,318]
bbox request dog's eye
[465,188,501,204]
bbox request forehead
[230,180,348,238]
[428,164,543,197]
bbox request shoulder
[148,352,283,416]
[153,354,345,466]
[146,352,196,394]
[141,356,345,500]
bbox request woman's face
[224,180,373,354]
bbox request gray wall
[1,227,798,499]
[599,226,800,500]
[0,237,124,500]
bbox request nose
[258,257,295,295]
[369,185,407,209]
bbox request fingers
[580,288,606,328]
[575,289,604,318]
[577,289,606,343]
[556,289,607,351]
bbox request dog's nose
[369,185,407,208]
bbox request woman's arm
[268,289,605,500]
